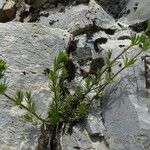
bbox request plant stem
[90,50,143,102]
[99,44,133,77]
[78,45,133,97]
[3,93,48,124]
[72,45,134,104]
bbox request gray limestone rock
[103,61,150,149]
[119,0,150,24]
[97,0,130,18]
[62,125,109,150]
[0,22,71,150]
[0,0,5,7]
[100,29,150,150]
[0,0,150,150]
[39,1,117,36]
[69,20,150,150]
[86,113,106,136]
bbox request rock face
[0,0,150,150]
[119,0,150,24]
[39,1,117,35]
[62,125,109,150]
[97,0,130,18]
[99,30,150,150]
[103,62,150,149]
[0,23,71,150]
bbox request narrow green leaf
[141,38,150,51]
[23,114,33,122]
[0,78,7,94]
[127,58,137,67]
[57,51,69,64]
[131,33,140,45]
[105,72,113,83]
[25,92,36,113]
[0,59,7,79]
[106,50,113,67]
[14,90,24,106]
[145,20,150,34]
[85,77,92,91]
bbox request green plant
[0,29,150,127]
[0,25,150,150]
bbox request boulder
[0,22,71,150]
[39,0,117,36]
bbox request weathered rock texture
[39,1,117,35]
[119,0,150,24]
[100,30,150,150]
[97,0,130,18]
[0,0,150,150]
[0,22,71,150]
